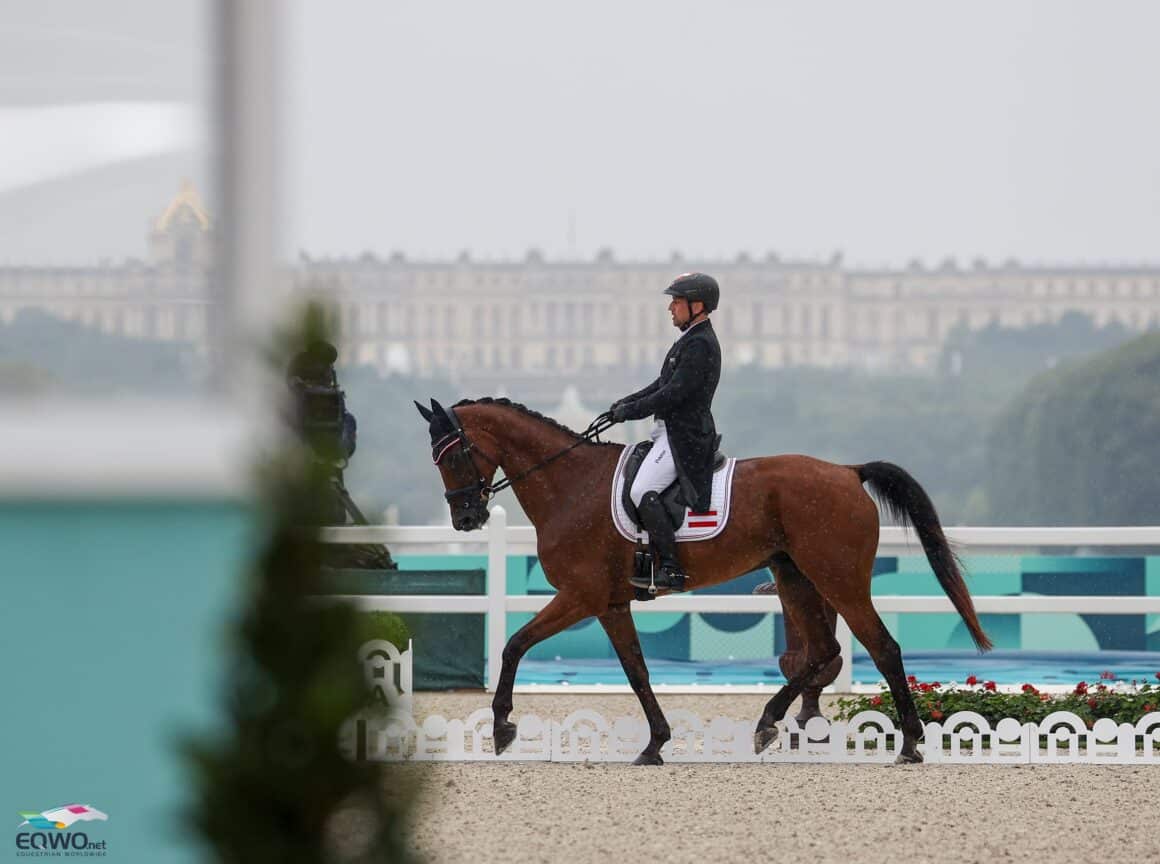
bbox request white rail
[319,508,1160,692]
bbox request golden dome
[155,179,210,232]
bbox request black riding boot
[630,491,687,593]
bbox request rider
[608,272,722,592]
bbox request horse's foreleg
[598,603,671,766]
[491,592,588,755]
[755,556,841,754]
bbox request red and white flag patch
[686,511,718,528]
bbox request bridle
[431,407,615,506]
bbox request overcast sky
[3,1,1159,267]
[281,1,1160,266]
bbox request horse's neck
[481,410,614,528]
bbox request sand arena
[377,691,1160,864]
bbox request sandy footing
[393,692,1160,864]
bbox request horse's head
[415,397,497,531]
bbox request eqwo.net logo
[16,805,108,855]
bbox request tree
[984,333,1160,525]
[183,307,416,863]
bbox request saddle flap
[621,441,729,530]
[619,441,654,526]
[613,444,737,543]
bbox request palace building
[4,184,1159,395]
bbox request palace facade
[4,184,1159,397]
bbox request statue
[287,340,397,570]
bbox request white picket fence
[339,635,1160,765]
[320,509,1160,693]
[340,708,1160,765]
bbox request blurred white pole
[486,505,509,691]
[212,0,281,409]
[835,618,853,693]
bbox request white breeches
[629,424,678,506]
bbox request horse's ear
[414,400,434,422]
[433,398,460,430]
[431,398,455,427]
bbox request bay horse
[415,396,992,765]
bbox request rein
[433,411,616,502]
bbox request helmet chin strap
[678,299,707,331]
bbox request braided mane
[452,397,617,447]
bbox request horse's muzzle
[454,510,490,532]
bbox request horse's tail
[856,461,993,652]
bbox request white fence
[341,708,1160,765]
[320,507,1160,693]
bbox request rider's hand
[611,402,630,423]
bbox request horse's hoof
[894,749,923,765]
[632,751,664,766]
[753,725,779,754]
[493,721,517,755]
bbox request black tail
[857,461,993,652]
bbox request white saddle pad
[610,444,737,543]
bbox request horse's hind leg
[754,554,841,754]
[779,598,840,726]
[598,603,671,765]
[830,600,925,764]
[790,550,926,764]
[491,592,588,755]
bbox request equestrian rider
[608,272,722,592]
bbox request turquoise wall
[397,552,1160,664]
[2,501,251,863]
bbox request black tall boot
[629,491,687,593]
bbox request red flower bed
[834,673,1160,726]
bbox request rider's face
[668,296,702,328]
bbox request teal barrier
[2,501,251,864]
[396,552,1160,663]
[321,567,486,688]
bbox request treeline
[985,333,1160,525]
[5,309,1155,526]
[0,309,197,395]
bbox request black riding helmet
[663,272,720,314]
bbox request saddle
[619,436,727,531]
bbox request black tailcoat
[617,318,721,512]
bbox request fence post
[486,505,507,692]
[835,617,853,693]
